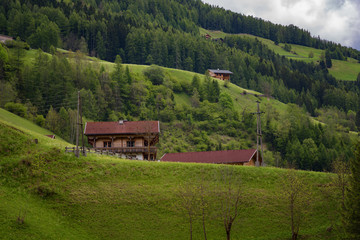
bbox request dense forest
[1,0,360,172]
[1,0,360,61]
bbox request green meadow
[0,108,343,240]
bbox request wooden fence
[64,147,155,159]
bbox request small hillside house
[160,149,262,166]
[208,69,233,81]
[84,120,160,160]
[0,34,13,43]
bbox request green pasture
[0,112,341,239]
[329,59,360,81]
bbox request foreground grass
[0,112,342,240]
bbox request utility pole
[251,101,264,166]
[80,94,86,156]
[75,91,80,158]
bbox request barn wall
[243,159,255,166]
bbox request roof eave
[84,131,160,136]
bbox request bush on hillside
[5,102,27,118]
[143,65,165,85]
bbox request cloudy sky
[202,0,360,50]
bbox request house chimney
[119,120,124,125]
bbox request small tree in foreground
[320,159,349,232]
[218,167,243,240]
[177,168,210,240]
[343,142,360,239]
[279,169,312,240]
[177,183,198,240]
[332,159,349,209]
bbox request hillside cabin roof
[208,69,233,75]
[84,120,160,136]
[208,69,233,81]
[160,149,261,166]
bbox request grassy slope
[0,108,52,135]
[329,59,360,81]
[200,28,360,81]
[23,49,286,115]
[0,109,340,239]
[0,108,67,143]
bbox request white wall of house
[120,153,143,160]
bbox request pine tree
[95,31,106,59]
[356,72,360,88]
[325,50,332,68]
[343,142,360,238]
[356,110,360,131]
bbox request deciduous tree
[279,169,312,240]
[177,183,198,240]
[218,167,243,240]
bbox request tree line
[1,39,357,172]
[1,0,360,120]
[1,0,359,62]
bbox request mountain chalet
[84,120,160,160]
[208,69,233,81]
[84,120,261,166]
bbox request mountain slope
[0,109,342,239]
[4,47,357,171]
[201,28,360,81]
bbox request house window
[127,140,135,147]
[104,141,111,148]
[144,140,148,146]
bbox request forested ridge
[1,0,360,172]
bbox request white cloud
[202,0,360,50]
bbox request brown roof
[208,69,233,74]
[84,121,160,135]
[160,149,257,164]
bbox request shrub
[143,65,165,85]
[4,102,27,118]
[35,114,46,127]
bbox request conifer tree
[356,110,360,131]
[325,50,332,68]
[356,72,360,88]
[343,142,360,238]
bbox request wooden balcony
[93,146,157,153]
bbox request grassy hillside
[0,108,344,240]
[200,28,360,81]
[0,108,53,136]
[22,48,287,121]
